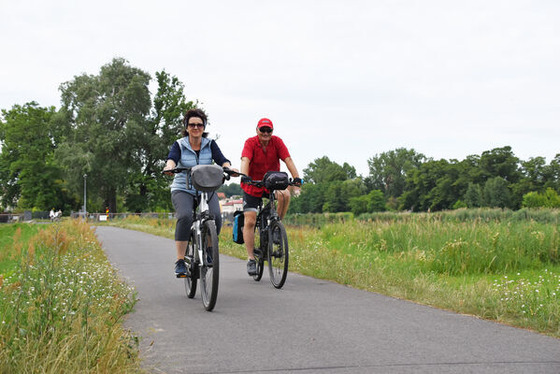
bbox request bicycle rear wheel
[267,220,289,289]
[184,237,197,299]
[200,220,219,311]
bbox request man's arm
[283,157,300,183]
[240,156,251,176]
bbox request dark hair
[182,108,209,137]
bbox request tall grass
[0,221,142,373]
[317,219,558,275]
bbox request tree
[367,148,425,198]
[303,156,356,184]
[464,183,483,208]
[291,183,327,213]
[401,159,450,211]
[483,177,512,208]
[124,70,196,212]
[522,188,560,208]
[218,183,243,197]
[56,58,152,213]
[543,154,560,192]
[479,146,521,183]
[0,102,73,210]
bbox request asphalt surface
[95,226,560,374]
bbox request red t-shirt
[241,135,291,197]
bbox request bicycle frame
[250,188,290,288]
[191,192,214,268]
[256,193,279,243]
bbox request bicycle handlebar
[237,173,302,188]
[163,166,241,181]
[162,167,301,187]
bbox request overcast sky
[2,0,559,176]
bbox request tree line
[288,148,560,215]
[1,58,559,214]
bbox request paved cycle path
[95,226,560,374]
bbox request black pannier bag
[233,210,244,244]
[263,171,289,190]
[190,164,224,192]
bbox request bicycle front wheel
[184,237,197,299]
[200,220,219,311]
[252,228,265,281]
[267,220,289,289]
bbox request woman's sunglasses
[187,123,205,128]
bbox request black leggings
[171,190,222,241]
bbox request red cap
[257,118,273,129]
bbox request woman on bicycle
[240,118,301,276]
[164,108,235,276]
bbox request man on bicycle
[240,118,301,276]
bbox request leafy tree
[483,177,512,208]
[401,159,449,211]
[543,154,560,192]
[426,160,467,211]
[291,183,327,213]
[367,148,425,198]
[367,189,386,212]
[479,146,521,183]
[323,181,345,212]
[522,188,560,208]
[124,70,196,212]
[464,183,483,208]
[56,58,152,213]
[340,178,366,210]
[348,188,387,215]
[303,156,356,184]
[218,183,243,197]
[348,195,369,215]
[0,102,73,211]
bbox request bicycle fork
[193,193,211,267]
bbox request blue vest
[170,137,214,194]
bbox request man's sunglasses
[187,123,205,128]
[259,127,273,133]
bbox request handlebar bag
[190,164,224,192]
[263,171,289,190]
[232,210,244,244]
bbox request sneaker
[175,259,187,276]
[247,259,257,276]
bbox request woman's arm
[210,140,231,167]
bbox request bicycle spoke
[268,221,289,289]
[200,220,219,311]
[184,238,197,299]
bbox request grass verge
[0,221,142,373]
